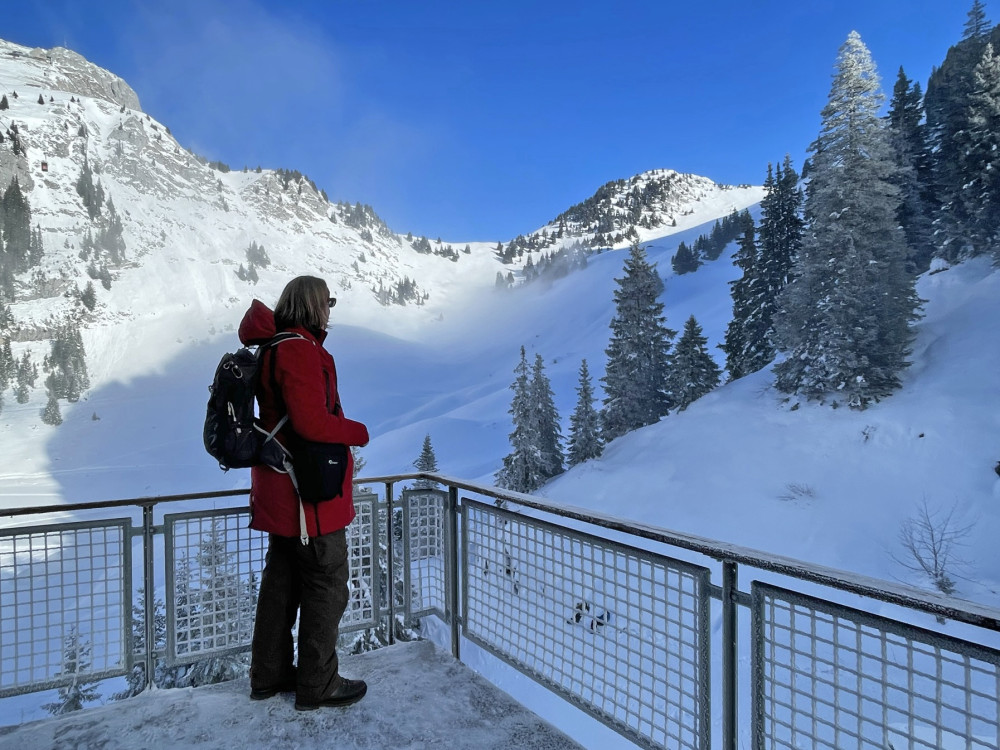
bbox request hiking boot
[250,676,297,701]
[294,677,367,711]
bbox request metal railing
[1,473,999,750]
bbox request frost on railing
[462,498,711,750]
[752,583,1000,750]
[402,489,447,619]
[342,492,378,630]
[0,520,129,697]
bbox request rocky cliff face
[1,40,140,111]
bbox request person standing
[238,276,370,710]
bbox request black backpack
[203,333,303,471]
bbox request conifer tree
[670,241,701,275]
[887,67,936,273]
[15,350,37,403]
[530,353,564,481]
[413,434,440,489]
[964,0,991,40]
[667,316,722,411]
[41,393,62,425]
[2,177,31,273]
[28,224,43,268]
[97,199,126,264]
[925,5,998,261]
[44,322,90,403]
[774,32,918,408]
[725,156,804,382]
[76,157,102,220]
[496,347,544,493]
[41,626,101,714]
[723,218,773,379]
[0,95,7,110]
[955,43,1000,260]
[567,359,603,467]
[0,338,10,415]
[602,243,675,442]
[0,337,12,393]
[80,281,97,311]
[767,156,804,294]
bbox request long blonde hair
[274,276,329,331]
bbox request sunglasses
[328,297,337,309]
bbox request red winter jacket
[238,299,370,538]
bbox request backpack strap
[261,332,312,544]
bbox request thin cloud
[118,0,346,166]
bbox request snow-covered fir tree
[14,351,38,404]
[887,67,936,273]
[567,359,603,467]
[75,156,103,221]
[955,42,1000,261]
[667,315,722,411]
[41,626,101,715]
[602,243,675,442]
[41,393,62,425]
[496,347,544,494]
[0,338,11,415]
[774,31,919,408]
[413,433,440,489]
[43,322,89,404]
[924,3,998,262]
[529,353,564,481]
[722,218,767,380]
[725,157,803,380]
[760,157,803,309]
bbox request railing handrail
[382,473,1000,631]
[4,471,999,631]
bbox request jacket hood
[239,299,277,345]
[238,298,329,345]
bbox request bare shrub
[778,483,816,502]
[893,500,973,596]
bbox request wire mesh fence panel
[163,510,266,662]
[462,499,711,750]
[342,491,378,632]
[752,582,1000,750]
[402,489,446,619]
[0,520,130,697]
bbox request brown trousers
[250,529,350,702]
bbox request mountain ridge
[0,37,762,351]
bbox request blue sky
[5,0,979,241]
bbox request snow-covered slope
[1,37,997,613]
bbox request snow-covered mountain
[0,37,761,348]
[1,35,998,622]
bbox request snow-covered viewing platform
[0,640,581,750]
[1,476,999,749]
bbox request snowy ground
[0,640,582,750]
[2,220,999,747]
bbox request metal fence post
[447,485,461,660]
[722,561,738,750]
[142,503,156,691]
[385,481,396,646]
